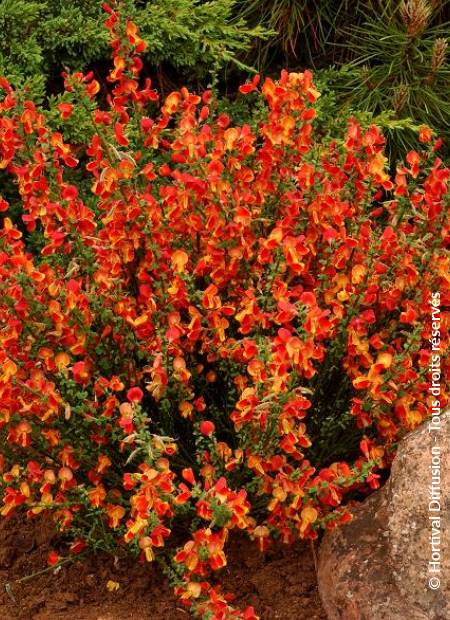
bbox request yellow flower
[106,580,120,592]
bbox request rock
[317,411,450,620]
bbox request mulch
[0,517,326,619]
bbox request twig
[310,539,318,575]
[5,583,17,604]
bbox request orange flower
[106,504,126,528]
[88,485,107,508]
[169,250,188,274]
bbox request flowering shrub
[0,3,449,618]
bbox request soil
[0,517,326,620]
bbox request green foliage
[0,0,43,74]
[331,1,450,151]
[236,0,450,159]
[0,0,105,97]
[315,68,431,162]
[236,0,349,67]
[2,0,448,160]
[132,0,268,76]
[0,0,268,97]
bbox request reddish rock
[318,411,450,620]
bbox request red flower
[239,74,260,95]
[126,387,143,403]
[57,102,74,120]
[199,421,215,437]
[72,361,90,385]
[70,540,87,554]
[182,468,196,485]
[47,551,60,566]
